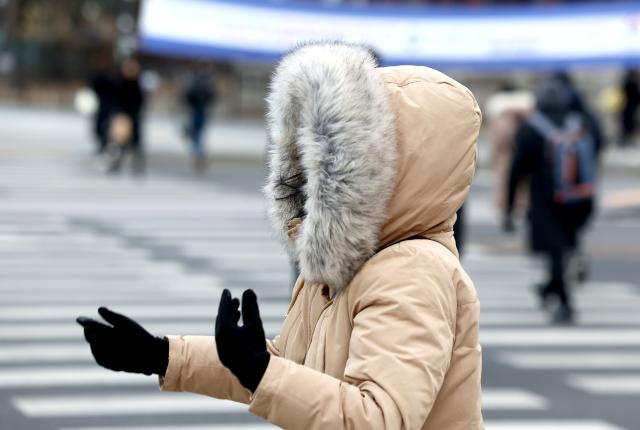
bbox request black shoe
[576,257,590,284]
[536,284,555,310]
[106,145,124,174]
[567,253,590,285]
[551,305,575,325]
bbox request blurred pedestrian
[182,70,216,172]
[77,42,483,429]
[88,54,115,154]
[485,83,534,213]
[554,71,604,281]
[620,70,640,147]
[108,58,145,174]
[505,76,597,324]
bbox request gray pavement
[1,105,640,429]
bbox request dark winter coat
[184,76,215,111]
[507,115,594,254]
[113,77,144,118]
[90,71,115,118]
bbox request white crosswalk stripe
[12,388,545,417]
[567,374,640,395]
[0,344,93,363]
[480,329,640,346]
[12,393,248,417]
[0,321,283,340]
[498,352,640,369]
[481,311,640,325]
[481,389,548,410]
[0,367,154,388]
[485,422,627,430]
[0,303,288,320]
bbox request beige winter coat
[160,43,483,430]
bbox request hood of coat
[265,42,481,292]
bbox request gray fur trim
[264,41,397,292]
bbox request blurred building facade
[0,0,141,103]
[1,1,138,81]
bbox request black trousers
[94,110,110,152]
[545,248,570,307]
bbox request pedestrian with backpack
[77,42,483,429]
[505,77,596,324]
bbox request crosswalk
[1,148,639,429]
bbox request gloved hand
[76,307,169,376]
[215,289,269,392]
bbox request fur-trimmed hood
[265,42,481,292]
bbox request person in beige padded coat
[77,41,483,430]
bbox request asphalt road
[1,107,640,430]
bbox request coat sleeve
[159,335,279,403]
[507,124,538,215]
[248,246,457,429]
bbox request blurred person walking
[505,76,597,324]
[620,70,640,147]
[182,70,216,172]
[88,54,115,154]
[485,83,534,213]
[77,42,483,429]
[107,58,146,175]
[554,71,604,282]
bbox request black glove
[76,307,169,376]
[215,289,269,392]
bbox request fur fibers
[264,42,397,292]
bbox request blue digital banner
[139,0,640,70]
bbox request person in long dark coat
[109,58,145,174]
[505,77,595,324]
[89,57,115,154]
